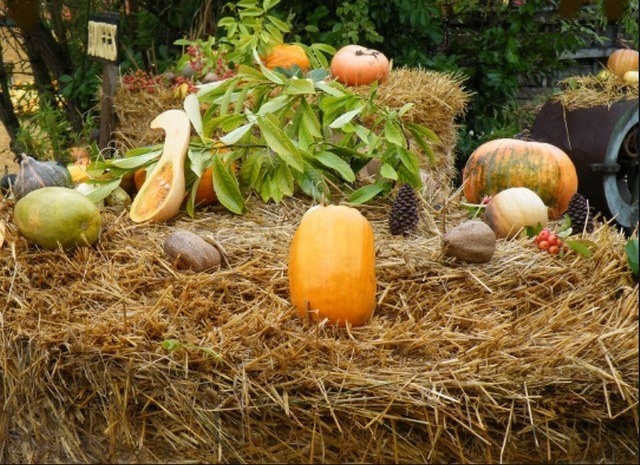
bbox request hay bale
[0,191,637,464]
[113,87,184,153]
[552,73,639,111]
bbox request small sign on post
[87,12,120,155]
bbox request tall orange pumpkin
[330,45,390,86]
[288,205,376,327]
[607,49,639,78]
[462,138,578,219]
[264,44,310,71]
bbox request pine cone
[389,184,419,235]
[567,192,594,234]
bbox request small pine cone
[389,184,419,235]
[567,192,594,233]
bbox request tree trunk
[5,0,83,131]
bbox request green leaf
[257,116,304,172]
[405,122,440,143]
[396,147,420,177]
[625,238,638,276]
[315,151,355,182]
[292,165,329,200]
[238,150,264,189]
[275,163,294,197]
[406,125,436,165]
[184,93,204,140]
[284,78,316,95]
[79,179,121,203]
[108,149,162,169]
[252,48,285,84]
[161,339,181,351]
[220,121,255,145]
[348,183,385,204]
[565,238,596,258]
[379,163,398,180]
[257,93,293,116]
[384,120,406,147]
[212,156,245,214]
[314,80,345,97]
[329,106,363,129]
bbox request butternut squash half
[129,109,191,223]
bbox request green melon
[13,186,102,250]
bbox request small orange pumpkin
[264,44,310,71]
[462,138,578,219]
[330,45,390,86]
[607,49,639,78]
[288,205,377,327]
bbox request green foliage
[216,0,294,66]
[190,59,434,213]
[97,58,437,215]
[14,98,73,161]
[626,237,638,278]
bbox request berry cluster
[184,44,236,81]
[171,75,198,94]
[122,70,164,93]
[534,227,569,255]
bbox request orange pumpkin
[330,45,390,86]
[462,138,578,219]
[607,49,639,78]
[264,44,310,71]
[288,205,376,327]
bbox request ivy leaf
[212,156,245,214]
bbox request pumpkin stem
[355,49,380,58]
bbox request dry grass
[552,73,639,111]
[0,188,637,464]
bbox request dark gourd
[13,153,72,200]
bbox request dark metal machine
[530,99,639,232]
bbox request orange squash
[129,109,191,223]
[288,205,376,327]
[330,45,390,86]
[607,49,639,78]
[264,44,310,71]
[462,138,578,219]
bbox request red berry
[538,240,549,250]
[548,245,559,255]
[547,234,558,246]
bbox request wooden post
[87,12,120,157]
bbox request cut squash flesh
[129,109,191,223]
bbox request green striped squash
[462,138,578,219]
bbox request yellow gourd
[129,109,191,223]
